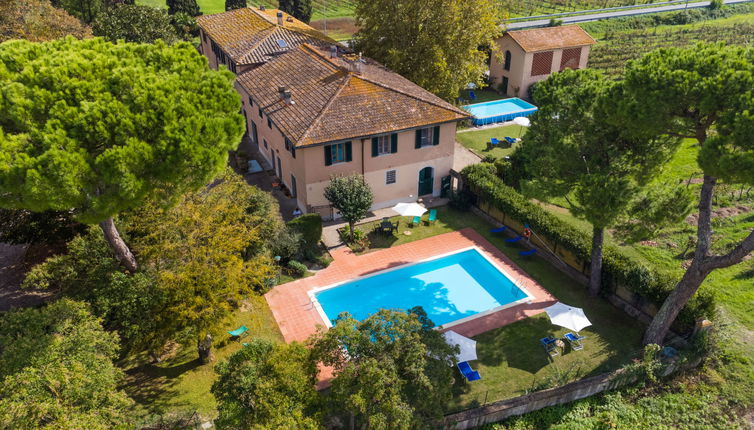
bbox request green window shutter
[391,133,398,153]
[345,141,352,162]
[291,144,296,159]
[415,130,422,149]
[432,126,440,146]
[324,145,332,166]
[372,137,379,157]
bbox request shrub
[461,163,715,332]
[287,213,323,249]
[288,260,308,277]
[449,190,474,211]
[271,229,302,263]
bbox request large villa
[198,7,469,217]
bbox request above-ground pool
[463,98,538,126]
[311,248,533,329]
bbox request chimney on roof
[353,52,364,74]
[278,86,294,105]
[276,11,283,26]
[330,45,338,58]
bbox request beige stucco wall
[198,30,219,70]
[490,35,528,98]
[490,35,592,99]
[302,122,457,210]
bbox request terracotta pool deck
[265,228,557,344]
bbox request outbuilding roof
[505,25,596,52]
[236,44,469,148]
[196,7,336,65]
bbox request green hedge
[287,213,322,249]
[461,164,714,332]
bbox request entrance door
[418,167,434,196]
[502,76,509,95]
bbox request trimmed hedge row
[461,163,714,332]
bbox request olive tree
[324,174,373,242]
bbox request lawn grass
[121,295,283,419]
[460,88,508,104]
[350,207,644,409]
[456,125,526,160]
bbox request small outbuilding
[489,25,596,99]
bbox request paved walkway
[265,228,556,385]
[506,0,752,29]
[233,136,299,221]
[453,142,481,172]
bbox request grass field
[456,125,525,160]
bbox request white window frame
[419,127,434,147]
[377,135,391,156]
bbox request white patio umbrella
[391,202,427,217]
[513,116,530,138]
[543,302,592,333]
[443,330,477,364]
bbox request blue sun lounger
[490,137,500,147]
[519,249,537,256]
[228,325,248,340]
[504,136,517,145]
[540,337,559,357]
[457,361,481,381]
[505,236,523,243]
[564,332,585,350]
[490,226,508,233]
[411,216,421,227]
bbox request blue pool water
[463,98,538,126]
[314,249,530,327]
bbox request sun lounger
[468,90,477,101]
[228,325,249,340]
[504,136,517,145]
[427,209,437,224]
[519,249,537,256]
[457,361,481,381]
[540,337,559,357]
[411,216,421,227]
[490,137,500,147]
[490,226,508,233]
[505,236,523,243]
[564,332,585,351]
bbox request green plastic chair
[228,325,248,340]
[411,216,421,227]
[427,209,437,224]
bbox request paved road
[506,0,753,29]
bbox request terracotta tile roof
[196,7,336,65]
[506,25,596,52]
[236,45,469,148]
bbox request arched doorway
[418,167,434,196]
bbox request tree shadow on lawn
[475,315,557,374]
[121,355,203,413]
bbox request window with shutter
[416,127,435,148]
[373,135,391,156]
[325,142,350,165]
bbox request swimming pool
[311,248,533,329]
[463,98,538,126]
